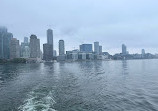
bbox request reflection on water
[0,60,158,111]
[122,60,129,82]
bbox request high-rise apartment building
[10,38,20,59]
[59,40,65,55]
[47,29,53,51]
[24,37,28,44]
[20,37,29,58]
[94,42,99,55]
[43,29,54,61]
[22,46,30,58]
[43,44,53,61]
[99,46,102,55]
[141,49,145,58]
[122,44,127,55]
[30,35,40,58]
[0,27,13,59]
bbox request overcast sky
[0,0,158,54]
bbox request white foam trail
[19,90,57,111]
[0,77,2,83]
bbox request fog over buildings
[0,0,158,54]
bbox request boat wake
[19,87,57,111]
[0,76,2,84]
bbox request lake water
[0,60,158,111]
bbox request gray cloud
[0,0,158,54]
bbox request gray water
[0,60,158,111]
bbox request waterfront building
[86,53,94,60]
[122,44,127,55]
[20,37,29,57]
[43,43,53,61]
[40,51,43,60]
[102,52,110,59]
[10,38,20,59]
[47,29,53,52]
[53,50,57,57]
[94,42,99,55]
[78,52,87,60]
[42,29,54,61]
[24,37,28,44]
[80,44,93,53]
[0,27,13,59]
[30,35,40,58]
[97,55,103,60]
[3,33,13,59]
[0,26,7,33]
[20,43,25,57]
[66,50,79,61]
[59,40,65,55]
[72,53,78,61]
[141,49,145,58]
[22,46,30,58]
[57,55,66,61]
[99,46,102,55]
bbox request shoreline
[1,58,158,64]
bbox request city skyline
[0,26,157,56]
[0,0,158,54]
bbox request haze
[0,0,158,54]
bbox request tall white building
[94,42,99,55]
[122,44,127,55]
[10,38,20,59]
[30,35,40,58]
[59,40,65,55]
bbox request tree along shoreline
[0,58,27,64]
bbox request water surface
[0,60,158,111]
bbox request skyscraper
[80,44,92,53]
[99,46,102,55]
[59,40,65,55]
[0,27,13,59]
[142,49,145,55]
[10,38,20,59]
[141,49,145,58]
[20,37,29,57]
[30,35,40,58]
[0,31,4,58]
[43,43,53,61]
[94,42,99,55]
[0,26,7,33]
[3,33,13,59]
[42,29,54,61]
[122,44,127,55]
[24,37,28,44]
[47,29,53,51]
